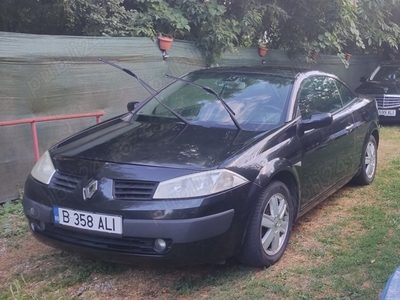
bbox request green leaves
[1,0,400,65]
[355,0,400,53]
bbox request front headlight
[31,150,56,185]
[153,169,249,199]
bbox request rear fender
[354,123,379,177]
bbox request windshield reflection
[135,72,293,131]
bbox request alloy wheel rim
[260,193,289,255]
[365,141,376,179]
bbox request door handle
[346,124,355,131]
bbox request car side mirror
[301,113,333,132]
[360,76,367,82]
[127,101,140,112]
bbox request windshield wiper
[164,74,242,131]
[99,58,190,125]
[99,58,157,95]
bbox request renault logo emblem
[83,179,98,200]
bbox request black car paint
[50,115,262,169]
[23,67,379,265]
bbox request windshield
[135,72,293,131]
[371,66,400,81]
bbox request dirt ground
[1,125,399,299]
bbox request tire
[238,181,295,268]
[353,135,377,185]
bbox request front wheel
[353,135,377,185]
[238,181,296,268]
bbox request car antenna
[164,74,243,131]
[99,58,190,125]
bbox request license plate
[54,206,123,234]
[378,109,396,116]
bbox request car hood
[50,115,263,169]
[355,80,400,94]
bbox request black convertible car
[23,65,379,267]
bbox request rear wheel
[238,181,295,268]
[353,135,377,185]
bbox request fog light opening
[153,238,167,253]
[29,207,38,218]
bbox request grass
[0,199,26,239]
[1,252,126,300]
[1,125,400,299]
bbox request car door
[339,78,379,172]
[334,79,364,173]
[297,76,356,208]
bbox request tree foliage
[1,0,400,65]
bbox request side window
[335,80,354,106]
[298,76,342,119]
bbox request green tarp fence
[0,31,381,203]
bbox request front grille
[50,172,82,192]
[114,180,157,200]
[37,224,172,255]
[375,95,400,109]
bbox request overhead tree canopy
[1,0,399,65]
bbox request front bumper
[374,94,400,122]
[22,173,254,265]
[24,195,234,244]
